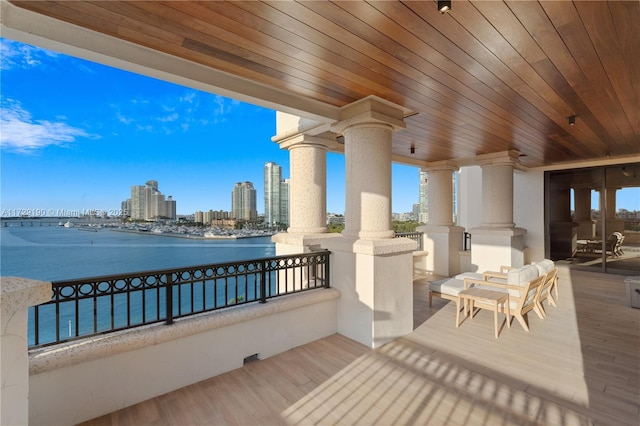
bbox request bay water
[1,220,276,345]
[1,221,275,281]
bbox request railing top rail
[31,250,332,348]
[51,249,330,286]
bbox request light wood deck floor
[82,266,639,425]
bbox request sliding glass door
[546,163,640,275]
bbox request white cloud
[0,39,60,71]
[0,98,92,154]
[109,90,241,135]
[180,92,197,103]
[116,112,134,124]
[157,113,179,123]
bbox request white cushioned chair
[462,264,547,331]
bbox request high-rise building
[121,199,131,218]
[280,178,290,227]
[418,170,428,224]
[129,180,176,221]
[130,186,147,220]
[417,171,459,224]
[264,162,281,226]
[231,181,257,222]
[412,203,420,222]
[264,162,290,227]
[165,196,176,220]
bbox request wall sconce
[568,115,576,126]
[438,1,451,14]
[410,145,415,154]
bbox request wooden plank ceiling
[10,1,640,168]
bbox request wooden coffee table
[456,287,510,338]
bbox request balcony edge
[29,287,340,375]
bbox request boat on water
[77,227,98,232]
[63,221,73,228]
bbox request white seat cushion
[431,277,508,298]
[456,271,506,284]
[455,272,483,280]
[429,278,465,297]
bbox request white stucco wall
[514,169,545,263]
[458,166,483,230]
[28,290,339,425]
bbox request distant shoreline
[109,228,272,240]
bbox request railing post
[325,252,331,288]
[165,273,174,325]
[260,260,267,303]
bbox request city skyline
[1,38,639,217]
[0,38,421,217]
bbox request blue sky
[0,38,421,216]
[1,38,638,217]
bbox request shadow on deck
[83,267,639,425]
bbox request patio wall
[28,288,340,425]
[514,169,545,263]
[459,166,545,265]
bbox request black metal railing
[395,232,424,251]
[623,220,640,232]
[463,232,471,251]
[29,251,330,349]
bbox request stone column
[272,133,341,291]
[340,124,394,239]
[281,134,331,235]
[481,159,516,228]
[1,277,51,426]
[416,162,464,276]
[573,187,595,239]
[470,152,527,272]
[271,112,342,256]
[323,96,415,349]
[601,187,625,235]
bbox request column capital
[475,150,521,167]
[421,160,459,173]
[277,132,338,151]
[331,95,408,134]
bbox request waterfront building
[195,210,230,225]
[202,210,213,224]
[129,186,145,220]
[121,199,131,218]
[194,211,204,224]
[213,210,229,220]
[129,180,176,221]
[231,181,257,222]
[264,161,281,226]
[264,162,290,228]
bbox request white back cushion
[506,264,539,299]
[534,259,555,276]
